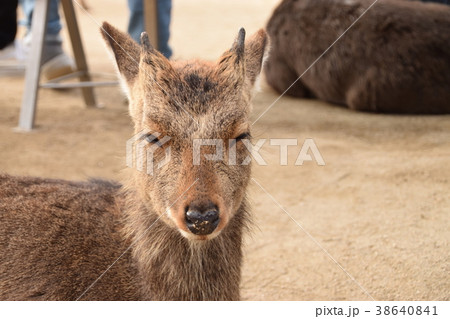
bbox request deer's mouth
[179,229,223,241]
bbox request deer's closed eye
[235,132,250,141]
[229,132,251,147]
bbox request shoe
[23,33,75,80]
[41,52,75,81]
[0,42,16,60]
[0,40,27,75]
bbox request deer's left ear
[100,22,140,92]
[245,29,270,86]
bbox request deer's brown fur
[265,0,450,113]
[0,23,269,300]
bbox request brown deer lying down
[0,23,269,300]
[265,0,450,114]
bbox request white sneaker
[0,42,16,60]
[0,40,27,75]
[22,33,75,81]
[1,36,75,79]
[41,52,75,81]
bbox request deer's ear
[245,29,270,86]
[216,28,246,87]
[101,22,140,90]
[139,32,174,76]
[217,28,270,89]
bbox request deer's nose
[185,200,220,235]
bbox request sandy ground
[0,0,449,300]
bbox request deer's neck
[122,191,249,300]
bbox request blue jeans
[19,0,65,64]
[127,0,172,58]
[20,0,62,37]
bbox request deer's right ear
[245,29,270,87]
[101,22,140,92]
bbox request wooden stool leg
[61,0,96,107]
[17,0,49,131]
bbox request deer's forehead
[142,62,249,138]
[166,62,243,106]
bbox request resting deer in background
[0,22,269,300]
[265,0,450,114]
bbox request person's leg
[0,0,19,50]
[157,0,172,58]
[20,0,74,79]
[40,0,66,66]
[20,0,61,34]
[127,0,172,58]
[20,0,64,64]
[20,0,33,31]
[45,0,62,36]
[127,0,144,44]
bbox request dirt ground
[0,0,449,300]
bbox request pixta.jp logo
[126,130,325,175]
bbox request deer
[0,22,269,300]
[264,0,450,114]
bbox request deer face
[102,23,269,240]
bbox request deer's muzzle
[185,200,220,235]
